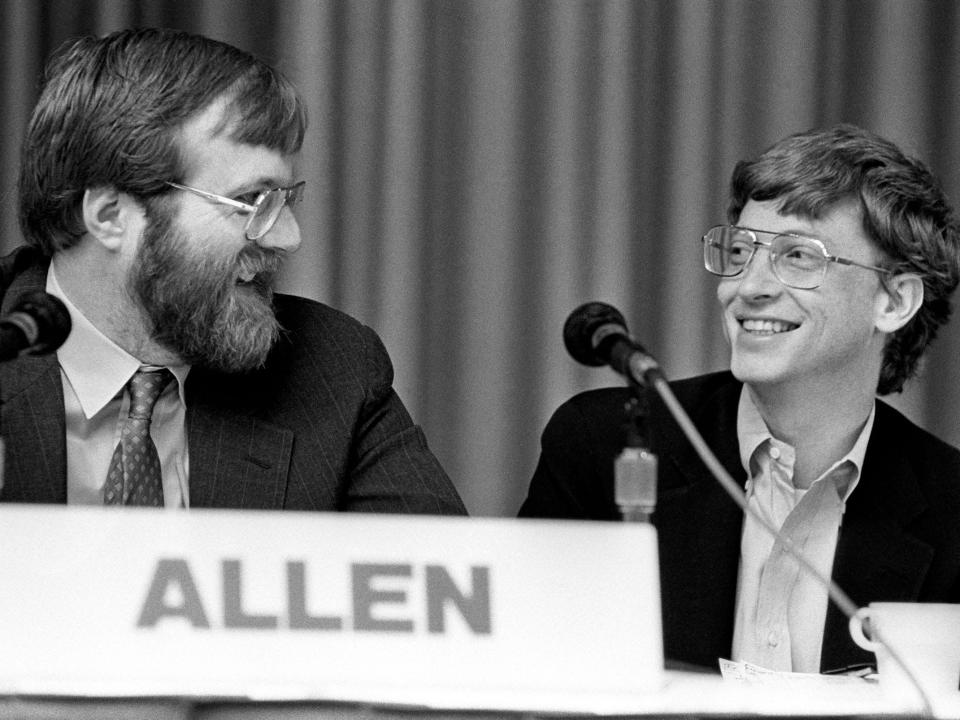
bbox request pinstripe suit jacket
[520,372,960,672]
[0,247,466,514]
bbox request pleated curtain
[2,0,960,515]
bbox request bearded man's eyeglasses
[701,225,891,290]
[165,181,305,240]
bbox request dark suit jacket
[519,371,960,672]
[0,247,466,515]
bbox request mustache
[236,246,284,282]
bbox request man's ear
[81,187,145,251]
[875,273,924,333]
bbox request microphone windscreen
[563,301,628,367]
[12,291,71,355]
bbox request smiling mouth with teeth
[740,318,799,335]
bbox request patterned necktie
[103,368,174,506]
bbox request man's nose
[736,245,781,296]
[255,210,301,252]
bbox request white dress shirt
[731,387,873,672]
[47,262,191,507]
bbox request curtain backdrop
[3,0,960,516]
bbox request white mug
[849,602,960,709]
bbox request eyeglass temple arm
[166,182,257,212]
[749,237,888,274]
[828,256,890,273]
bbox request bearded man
[1,28,466,514]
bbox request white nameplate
[0,505,662,710]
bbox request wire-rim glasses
[701,225,891,290]
[165,181,305,240]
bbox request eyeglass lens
[245,183,305,240]
[704,227,826,289]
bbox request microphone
[0,291,71,361]
[563,301,663,386]
[564,302,662,520]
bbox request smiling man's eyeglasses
[165,181,305,240]
[702,225,891,290]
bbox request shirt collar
[47,261,190,419]
[735,385,874,501]
[737,386,774,476]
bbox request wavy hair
[18,28,306,255]
[728,124,960,395]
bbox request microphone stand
[615,388,658,523]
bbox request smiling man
[520,125,960,673]
[0,28,465,515]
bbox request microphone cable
[650,375,935,716]
[565,301,936,717]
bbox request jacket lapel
[0,355,67,502]
[0,255,67,503]
[652,373,747,667]
[821,401,934,670]
[185,368,293,509]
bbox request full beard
[130,205,283,373]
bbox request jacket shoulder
[667,370,742,407]
[0,246,48,308]
[273,293,371,338]
[872,399,960,498]
[271,294,389,364]
[558,370,740,419]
